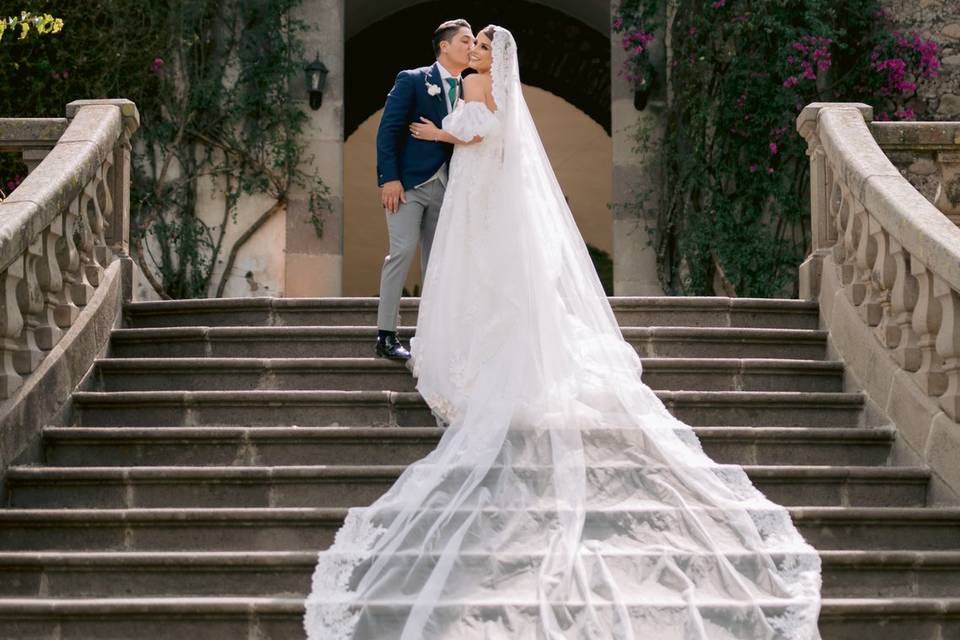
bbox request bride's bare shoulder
[463,74,495,110]
[463,73,492,96]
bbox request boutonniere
[425,79,442,97]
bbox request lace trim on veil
[491,27,517,117]
[303,510,385,640]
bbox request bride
[304,25,821,640]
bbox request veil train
[303,26,822,640]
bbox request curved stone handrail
[0,99,139,399]
[798,102,960,426]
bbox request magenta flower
[769,143,778,155]
[712,0,726,7]
[613,17,623,30]
[151,57,165,73]
[782,76,798,88]
[749,164,759,173]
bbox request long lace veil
[304,26,822,640]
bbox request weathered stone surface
[938,94,960,117]
[0,260,123,481]
[943,23,960,40]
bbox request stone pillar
[286,0,345,297]
[611,0,665,296]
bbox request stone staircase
[1,297,958,638]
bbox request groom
[374,19,475,361]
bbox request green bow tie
[445,77,458,109]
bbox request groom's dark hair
[433,19,471,57]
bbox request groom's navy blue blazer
[376,62,458,191]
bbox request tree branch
[214,198,286,297]
[135,234,172,300]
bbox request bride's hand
[410,117,441,142]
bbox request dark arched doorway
[345,0,610,137]
[343,1,613,296]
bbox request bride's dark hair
[481,25,497,40]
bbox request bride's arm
[411,118,480,145]
[409,75,489,145]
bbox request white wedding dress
[304,27,821,640]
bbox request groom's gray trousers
[377,175,446,332]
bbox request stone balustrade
[798,103,960,425]
[0,99,139,400]
[870,120,960,227]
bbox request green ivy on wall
[614,0,940,297]
[0,1,330,299]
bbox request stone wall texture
[883,0,960,118]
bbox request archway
[343,1,612,296]
[344,0,611,138]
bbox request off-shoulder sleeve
[442,101,498,141]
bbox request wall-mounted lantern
[304,53,329,110]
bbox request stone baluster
[870,219,897,345]
[840,191,859,289]
[934,151,960,227]
[14,239,46,374]
[889,238,920,371]
[829,175,847,267]
[78,168,106,288]
[911,261,947,396]
[92,155,114,268]
[68,196,95,307]
[35,219,67,349]
[0,259,25,397]
[934,276,960,419]
[843,198,865,300]
[852,206,880,323]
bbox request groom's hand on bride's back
[381,180,406,214]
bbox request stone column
[611,0,665,296]
[286,0,345,296]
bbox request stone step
[0,508,344,551]
[123,296,821,330]
[0,597,956,640]
[0,507,955,552]
[3,550,958,599]
[5,464,928,509]
[108,325,829,360]
[42,425,896,467]
[90,357,844,393]
[820,551,960,598]
[70,390,864,428]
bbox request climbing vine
[614,0,941,296]
[0,1,329,299]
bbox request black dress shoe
[375,334,411,361]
